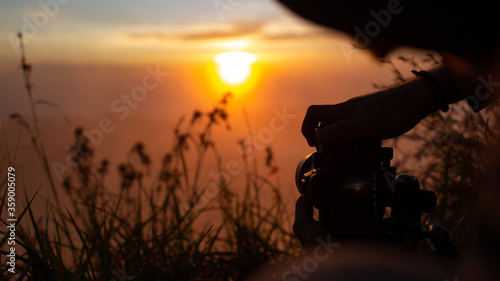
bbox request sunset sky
[0,0,418,205]
[0,0,352,65]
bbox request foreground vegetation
[1,94,298,280]
[0,34,298,280]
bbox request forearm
[375,66,463,121]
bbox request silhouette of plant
[0,34,297,280]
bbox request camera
[296,139,392,239]
[295,134,453,251]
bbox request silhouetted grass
[0,34,299,280]
[1,94,299,280]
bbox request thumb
[293,196,334,250]
[295,195,314,222]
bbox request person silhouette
[265,1,500,280]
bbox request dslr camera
[296,131,455,252]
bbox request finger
[293,196,316,245]
[293,196,334,250]
[293,196,314,240]
[301,105,323,147]
[294,195,313,222]
[316,117,372,146]
[301,104,346,147]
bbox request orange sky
[0,49,412,210]
[0,0,430,213]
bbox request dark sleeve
[277,0,500,64]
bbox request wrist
[429,65,468,105]
[413,66,468,115]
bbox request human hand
[293,195,333,251]
[301,80,440,147]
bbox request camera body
[296,140,393,239]
[296,138,443,245]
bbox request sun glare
[214,51,258,86]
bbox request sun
[214,51,258,86]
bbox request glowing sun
[214,51,258,86]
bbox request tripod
[377,173,456,256]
